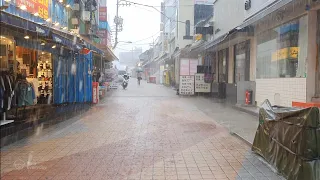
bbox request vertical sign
[98,5,110,46]
[99,7,107,21]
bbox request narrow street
[1,80,284,180]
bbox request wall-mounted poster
[180,59,190,75]
[189,60,198,75]
[195,73,211,93]
[179,76,194,95]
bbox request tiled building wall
[256,78,307,107]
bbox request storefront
[0,20,97,125]
[255,14,308,106]
[15,46,53,105]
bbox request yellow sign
[195,34,202,41]
[289,47,299,59]
[272,47,299,61]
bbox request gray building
[119,47,143,70]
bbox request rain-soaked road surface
[1,80,284,180]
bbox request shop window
[256,16,307,78]
[234,40,250,83]
[218,49,228,83]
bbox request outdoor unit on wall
[71,18,79,25]
[82,11,91,21]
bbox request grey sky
[107,0,162,58]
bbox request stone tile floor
[0,81,284,180]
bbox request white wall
[213,0,244,38]
[256,78,307,107]
[177,0,194,49]
[244,0,277,19]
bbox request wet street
[1,80,284,180]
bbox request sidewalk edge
[232,105,259,117]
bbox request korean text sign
[179,76,195,95]
[16,0,49,19]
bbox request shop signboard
[16,0,49,19]
[99,7,107,21]
[179,76,195,95]
[272,47,299,61]
[195,73,211,93]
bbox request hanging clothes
[15,79,34,107]
[0,73,15,111]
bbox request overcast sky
[107,0,162,58]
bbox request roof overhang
[81,35,118,61]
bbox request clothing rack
[0,70,14,126]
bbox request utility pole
[113,0,120,49]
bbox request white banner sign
[195,73,211,93]
[179,76,195,95]
[180,59,190,75]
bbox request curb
[230,132,253,147]
[232,105,259,117]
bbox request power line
[115,46,132,51]
[120,0,195,26]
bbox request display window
[234,40,250,83]
[37,51,53,104]
[256,15,308,78]
[218,48,228,83]
[0,36,15,72]
[15,46,53,105]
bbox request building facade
[201,0,320,107]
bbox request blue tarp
[51,1,68,28]
[53,55,68,104]
[67,56,76,103]
[83,51,93,102]
[76,54,85,102]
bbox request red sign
[99,7,107,21]
[16,0,49,19]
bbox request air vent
[73,3,80,11]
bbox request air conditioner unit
[70,28,79,34]
[71,18,79,25]
[73,3,80,11]
[82,11,91,21]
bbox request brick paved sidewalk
[1,82,284,180]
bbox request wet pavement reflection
[1,81,284,180]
